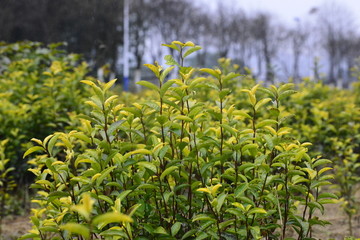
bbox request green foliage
[0,42,94,183]
[0,139,16,236]
[284,78,360,236]
[23,41,337,240]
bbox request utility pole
[123,0,130,91]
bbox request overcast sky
[203,0,360,26]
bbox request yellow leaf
[196,188,211,194]
[172,40,184,46]
[264,126,277,135]
[93,212,133,229]
[104,78,117,91]
[304,168,317,180]
[51,161,65,166]
[301,142,312,147]
[184,41,195,47]
[91,173,102,182]
[123,149,152,159]
[241,89,256,106]
[211,184,222,196]
[80,80,96,87]
[60,223,90,239]
[251,84,260,95]
[71,193,94,221]
[232,202,245,211]
[285,143,298,151]
[143,64,160,78]
[318,167,332,176]
[50,61,62,74]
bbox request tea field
[0,41,359,240]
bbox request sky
[194,0,360,81]
[208,0,360,26]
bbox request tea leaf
[192,214,215,222]
[160,66,175,83]
[71,132,92,144]
[60,223,90,239]
[256,119,277,128]
[154,226,168,235]
[255,97,272,111]
[248,207,267,215]
[160,166,178,181]
[161,44,180,52]
[96,166,116,186]
[23,146,45,158]
[99,195,114,205]
[144,63,160,78]
[200,68,221,79]
[103,78,117,91]
[137,161,157,173]
[93,212,133,229]
[160,79,175,97]
[171,222,182,236]
[183,46,202,58]
[164,55,180,67]
[137,80,159,92]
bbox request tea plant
[0,139,16,236]
[286,80,360,236]
[22,41,337,240]
[0,42,94,184]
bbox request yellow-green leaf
[137,161,157,173]
[123,149,152,159]
[241,89,256,106]
[160,66,175,82]
[211,183,222,196]
[200,68,221,79]
[93,212,133,229]
[71,193,95,221]
[154,226,168,235]
[255,98,272,111]
[248,207,267,215]
[104,78,117,91]
[60,223,90,239]
[196,188,211,194]
[144,64,160,78]
[137,80,159,92]
[160,166,178,181]
[96,166,116,186]
[318,167,332,176]
[23,146,45,158]
[175,115,193,122]
[171,222,182,236]
[304,168,317,180]
[183,46,201,58]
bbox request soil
[0,214,32,240]
[311,202,360,239]
[0,199,359,239]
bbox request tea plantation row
[0,41,359,239]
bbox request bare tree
[212,1,237,58]
[315,2,356,85]
[129,0,152,89]
[289,19,309,83]
[229,9,253,68]
[250,12,285,83]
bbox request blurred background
[1,2,360,238]
[1,0,359,88]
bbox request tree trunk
[134,68,141,93]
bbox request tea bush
[22,41,337,240]
[0,42,94,184]
[0,139,16,236]
[284,80,360,235]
